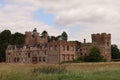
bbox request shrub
[32,65,67,74]
[87,46,104,62]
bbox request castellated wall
[91,33,111,61]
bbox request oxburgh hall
[6,28,111,64]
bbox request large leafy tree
[10,32,24,45]
[111,44,120,59]
[87,46,103,62]
[0,30,25,62]
[0,30,11,62]
[61,31,68,41]
[0,30,11,43]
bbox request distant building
[6,29,111,64]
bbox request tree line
[0,30,24,62]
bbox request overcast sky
[0,0,120,47]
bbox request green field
[0,62,120,80]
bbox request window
[80,53,83,56]
[14,58,17,63]
[84,53,87,57]
[43,57,46,62]
[67,46,69,51]
[107,42,109,46]
[28,53,30,58]
[44,51,46,55]
[80,49,82,51]
[67,54,70,60]
[21,58,23,62]
[39,57,41,62]
[17,58,19,62]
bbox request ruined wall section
[24,31,48,45]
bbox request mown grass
[0,62,120,80]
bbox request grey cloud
[0,0,120,47]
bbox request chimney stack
[84,39,86,43]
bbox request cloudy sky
[0,0,120,47]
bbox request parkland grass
[0,62,120,80]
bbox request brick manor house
[6,28,111,64]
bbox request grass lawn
[0,62,120,80]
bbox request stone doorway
[32,57,38,64]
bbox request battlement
[91,33,111,46]
[92,33,111,38]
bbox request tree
[111,44,120,59]
[0,30,11,62]
[10,32,25,45]
[41,30,48,38]
[87,46,103,62]
[0,30,24,62]
[61,31,68,41]
[0,30,11,43]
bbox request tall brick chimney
[84,39,86,43]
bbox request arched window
[17,58,19,62]
[107,42,109,46]
[28,53,30,58]
[39,57,41,62]
[43,57,46,62]
[67,46,69,51]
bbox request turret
[91,33,111,61]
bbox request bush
[32,65,67,74]
[86,46,104,62]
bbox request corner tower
[92,33,111,61]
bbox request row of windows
[49,45,75,51]
[9,57,46,63]
[39,57,46,62]
[62,46,75,51]
[79,48,88,52]
[10,51,47,57]
[14,57,20,62]
[79,53,87,56]
[62,54,74,60]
